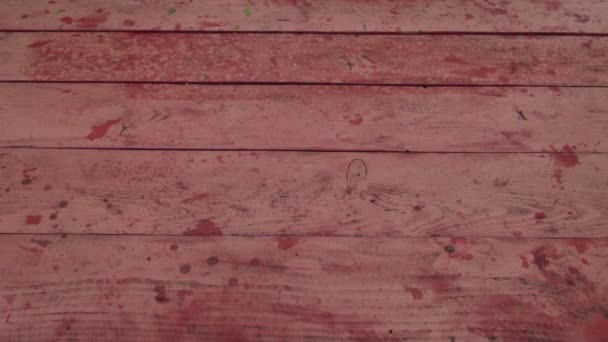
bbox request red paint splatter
[413,204,424,211]
[549,145,580,167]
[542,0,562,11]
[552,169,563,184]
[444,55,470,65]
[182,219,223,236]
[512,230,522,237]
[572,14,590,23]
[349,117,363,125]
[199,21,223,28]
[75,11,110,29]
[405,287,423,300]
[447,238,474,261]
[534,212,546,220]
[55,318,76,337]
[500,131,515,139]
[60,17,73,24]
[500,130,532,140]
[582,40,593,49]
[269,56,278,67]
[548,86,561,94]
[182,193,209,204]
[25,214,42,225]
[19,245,43,254]
[277,237,299,250]
[452,67,497,78]
[520,255,529,269]
[154,284,170,303]
[581,258,589,265]
[530,245,559,271]
[493,178,509,187]
[567,266,579,274]
[464,13,474,20]
[123,19,135,27]
[216,155,224,163]
[567,239,592,253]
[27,40,52,48]
[23,303,31,310]
[584,316,608,341]
[22,167,37,178]
[43,185,53,191]
[86,119,121,140]
[488,8,507,15]
[546,69,557,76]
[169,244,178,251]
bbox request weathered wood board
[0,84,606,152]
[1,0,607,33]
[0,149,605,238]
[1,33,607,85]
[1,235,607,341]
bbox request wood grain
[1,235,607,341]
[1,33,607,85]
[0,84,607,152]
[1,149,606,237]
[1,0,607,33]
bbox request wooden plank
[1,149,606,238]
[0,83,607,152]
[1,0,607,33]
[1,235,607,341]
[1,33,607,85]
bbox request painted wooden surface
[2,1,608,340]
[0,149,605,238]
[1,235,607,341]
[1,33,608,85]
[1,0,608,33]
[1,84,607,152]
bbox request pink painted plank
[0,83,606,152]
[1,235,607,341]
[1,0,607,33]
[1,33,607,85]
[0,149,605,237]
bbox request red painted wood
[1,235,607,341]
[1,33,607,85]
[0,84,606,152]
[1,149,605,237]
[1,0,607,33]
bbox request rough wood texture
[1,149,605,237]
[1,0,607,33]
[1,33,607,85]
[0,84,607,152]
[1,235,607,341]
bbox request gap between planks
[2,147,608,155]
[5,80,608,87]
[3,30,608,36]
[0,232,603,242]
